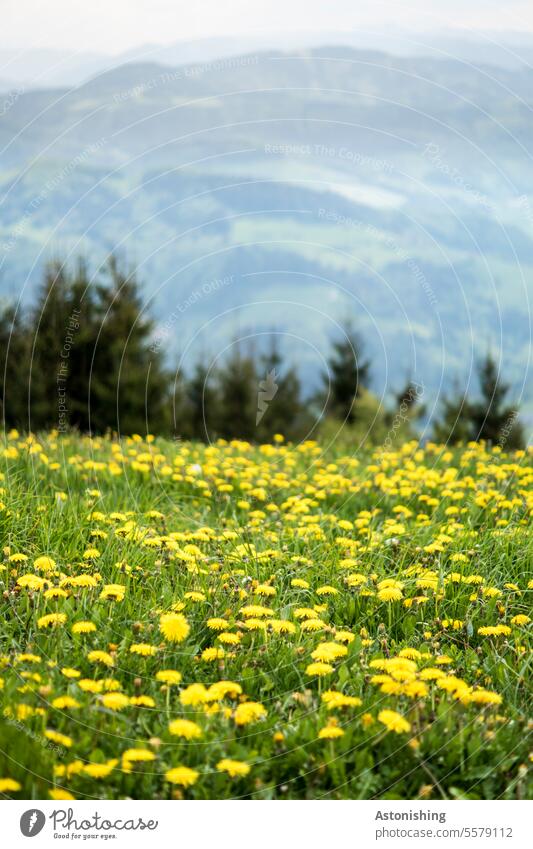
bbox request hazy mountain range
[2,29,533,90]
[0,43,532,417]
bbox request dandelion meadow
[0,431,531,800]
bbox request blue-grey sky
[3,0,533,54]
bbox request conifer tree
[0,304,30,429]
[255,337,305,441]
[90,257,170,435]
[394,381,424,415]
[29,260,74,431]
[216,343,257,440]
[186,358,218,441]
[59,258,98,432]
[433,357,524,448]
[471,353,524,448]
[322,324,370,422]
[170,364,193,440]
[432,383,474,445]
[390,380,426,427]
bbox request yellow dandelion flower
[121,748,156,767]
[0,778,21,792]
[511,615,530,626]
[130,643,158,656]
[217,632,241,645]
[206,617,228,630]
[9,553,28,563]
[478,625,511,636]
[321,690,362,709]
[165,766,199,787]
[300,618,327,632]
[168,719,202,739]
[51,696,80,710]
[268,619,297,635]
[44,587,68,600]
[34,556,56,572]
[216,759,251,777]
[318,723,345,739]
[71,621,97,635]
[201,647,225,662]
[305,661,334,676]
[100,693,130,711]
[206,680,243,701]
[469,689,502,705]
[87,650,114,667]
[234,701,267,725]
[130,695,155,707]
[45,730,73,748]
[17,574,47,590]
[83,760,118,779]
[49,789,75,800]
[239,605,274,618]
[61,667,80,678]
[311,642,348,663]
[77,678,102,693]
[99,584,125,601]
[179,683,209,706]
[37,613,67,629]
[160,612,190,643]
[378,709,411,734]
[377,587,403,602]
[291,579,310,589]
[316,585,338,596]
[156,669,182,685]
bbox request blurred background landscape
[1,4,532,439]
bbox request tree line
[0,257,525,448]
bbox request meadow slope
[0,432,531,799]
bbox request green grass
[0,432,531,800]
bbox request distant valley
[1,46,532,415]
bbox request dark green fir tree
[255,337,305,442]
[186,358,218,441]
[90,257,170,435]
[433,380,475,444]
[0,303,30,429]
[471,353,524,448]
[322,324,370,422]
[216,343,257,441]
